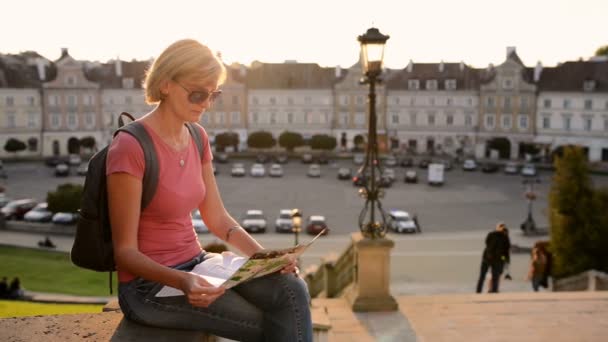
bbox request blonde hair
[143,39,226,104]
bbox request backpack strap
[185,122,205,160]
[115,121,159,210]
[118,112,136,127]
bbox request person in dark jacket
[476,222,511,293]
[0,277,8,298]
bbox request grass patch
[0,300,103,318]
[0,245,116,296]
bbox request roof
[537,60,608,92]
[385,62,481,90]
[245,62,338,89]
[85,60,150,88]
[0,52,54,88]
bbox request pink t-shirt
[106,122,213,282]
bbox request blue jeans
[118,254,313,342]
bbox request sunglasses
[175,82,222,104]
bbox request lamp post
[291,208,302,246]
[357,27,390,239]
[521,177,540,235]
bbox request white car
[269,164,284,177]
[231,163,246,177]
[241,209,267,233]
[387,210,418,233]
[68,154,82,166]
[353,154,365,165]
[191,210,209,233]
[250,163,265,177]
[504,162,519,175]
[307,164,321,177]
[52,212,77,225]
[23,202,53,223]
[383,168,396,181]
[521,163,537,177]
[462,159,477,171]
[275,209,294,233]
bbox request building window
[231,112,240,124]
[584,117,592,131]
[410,112,417,125]
[426,80,438,90]
[66,76,76,85]
[502,78,513,89]
[6,96,14,106]
[51,114,61,128]
[67,113,78,129]
[584,99,593,110]
[27,96,35,106]
[520,97,528,110]
[48,95,57,106]
[27,138,38,152]
[604,117,608,131]
[605,101,608,110]
[391,113,399,125]
[445,79,457,90]
[583,80,596,91]
[428,97,435,106]
[486,97,495,107]
[446,114,454,126]
[409,97,416,106]
[28,113,37,128]
[269,112,276,124]
[519,115,528,130]
[563,99,570,109]
[287,113,294,124]
[467,98,473,106]
[251,112,258,124]
[393,97,400,105]
[232,96,239,105]
[408,79,420,90]
[122,78,134,89]
[125,96,132,105]
[563,116,571,131]
[446,98,453,106]
[542,117,551,129]
[465,115,472,126]
[502,115,511,129]
[67,95,76,107]
[504,97,511,109]
[340,96,348,106]
[252,97,258,105]
[543,99,551,109]
[485,114,495,129]
[428,113,435,125]
[216,112,225,125]
[269,97,276,105]
[6,113,16,128]
[85,113,95,128]
[356,96,364,105]
[339,112,348,126]
[355,112,365,125]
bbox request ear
[160,79,171,97]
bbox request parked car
[418,158,431,169]
[384,155,398,167]
[241,209,267,233]
[274,154,288,164]
[383,168,396,182]
[306,215,329,235]
[191,209,209,233]
[353,154,365,165]
[76,163,89,176]
[481,162,500,173]
[52,212,78,225]
[521,163,537,177]
[250,163,265,177]
[0,195,12,209]
[68,154,82,166]
[440,159,453,171]
[216,152,229,164]
[301,153,313,164]
[307,164,321,177]
[352,170,367,186]
[45,156,67,167]
[377,174,394,188]
[400,157,414,167]
[1,199,37,220]
[23,202,53,223]
[55,163,70,177]
[269,164,284,177]
[255,154,269,164]
[275,209,294,233]
[231,163,246,177]
[316,154,329,165]
[404,170,418,183]
[462,159,477,171]
[387,210,418,233]
[427,163,445,186]
[337,167,352,180]
[504,162,519,175]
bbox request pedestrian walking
[0,276,8,298]
[476,222,511,293]
[526,247,547,291]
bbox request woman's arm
[198,162,264,257]
[108,172,224,305]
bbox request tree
[215,132,239,152]
[353,135,365,152]
[4,138,27,155]
[310,134,337,150]
[47,183,84,213]
[595,45,608,56]
[278,131,304,152]
[247,131,276,149]
[79,136,96,149]
[549,146,608,278]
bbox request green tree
[4,138,27,155]
[47,183,84,213]
[247,131,276,149]
[595,45,608,56]
[278,131,304,152]
[549,146,608,278]
[310,134,337,150]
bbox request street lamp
[291,208,302,246]
[521,177,540,234]
[357,27,390,239]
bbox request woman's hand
[180,272,225,308]
[280,254,300,276]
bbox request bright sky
[2,0,606,69]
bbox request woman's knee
[278,274,310,306]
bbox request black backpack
[71,112,204,291]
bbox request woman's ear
[160,79,170,97]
